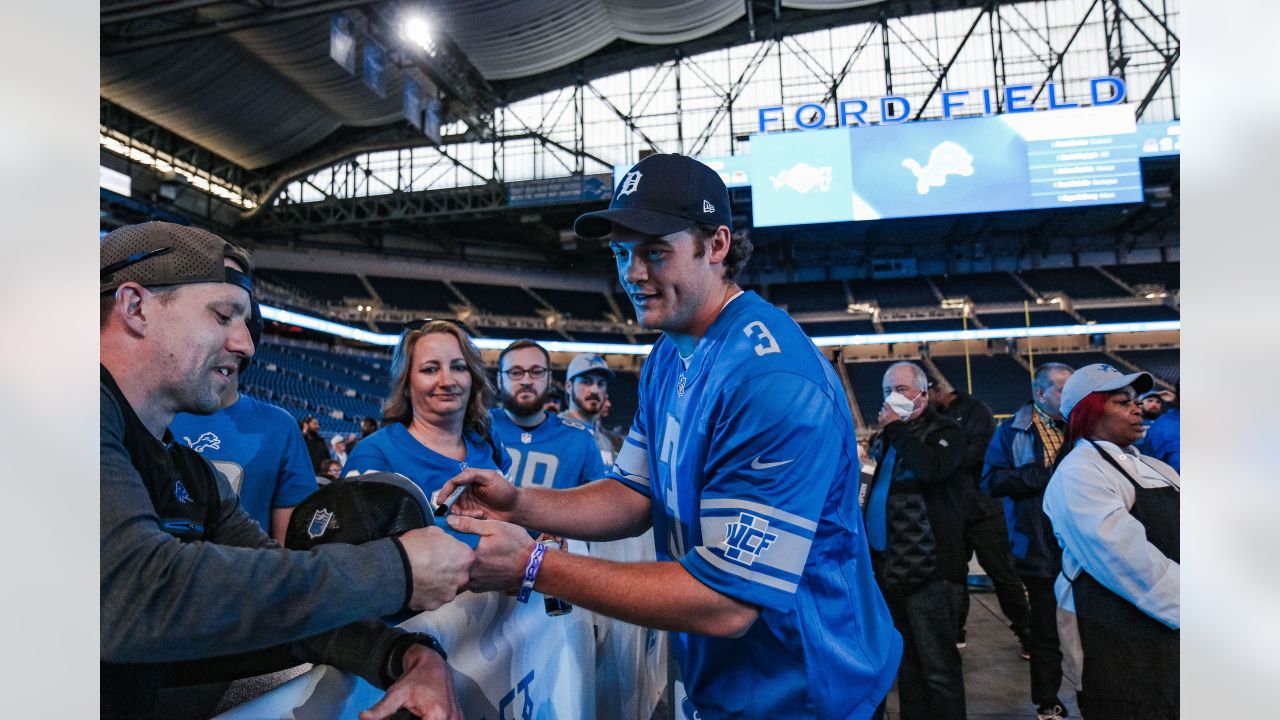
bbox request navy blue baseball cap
[574,154,732,239]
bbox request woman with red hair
[1043,364,1180,720]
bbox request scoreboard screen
[608,105,1164,228]
[750,104,1144,226]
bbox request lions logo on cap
[617,170,643,198]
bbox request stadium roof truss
[100,0,1179,237]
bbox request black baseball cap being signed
[574,153,732,239]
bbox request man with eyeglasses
[100,222,472,720]
[490,340,604,490]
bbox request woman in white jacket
[1043,364,1179,720]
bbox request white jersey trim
[700,498,818,532]
[700,515,812,577]
[693,546,799,594]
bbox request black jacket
[867,408,968,593]
[940,392,1003,521]
[304,430,330,472]
[100,367,414,720]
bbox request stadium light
[401,14,432,51]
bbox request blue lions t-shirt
[608,291,901,720]
[342,422,510,497]
[489,409,605,490]
[170,393,318,534]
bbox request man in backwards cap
[440,155,901,719]
[99,222,473,720]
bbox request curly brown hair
[690,222,753,282]
[381,320,494,438]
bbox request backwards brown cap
[100,221,253,295]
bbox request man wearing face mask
[864,361,969,720]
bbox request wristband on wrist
[516,542,548,604]
[381,632,447,687]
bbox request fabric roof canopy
[101,0,882,170]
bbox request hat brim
[361,472,435,520]
[569,367,615,382]
[1097,370,1155,396]
[574,207,696,239]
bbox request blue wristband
[516,542,548,604]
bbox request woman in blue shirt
[345,321,508,496]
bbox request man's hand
[358,644,462,720]
[438,468,521,522]
[446,515,536,593]
[398,526,474,611]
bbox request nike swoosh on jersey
[751,457,795,470]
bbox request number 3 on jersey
[743,321,781,356]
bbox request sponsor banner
[507,175,611,208]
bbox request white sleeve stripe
[615,472,649,489]
[693,546,798,594]
[627,429,647,444]
[699,516,812,576]
[700,498,818,532]
[613,438,650,485]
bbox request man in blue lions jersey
[440,153,901,719]
[170,301,316,543]
[490,339,605,489]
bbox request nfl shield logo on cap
[307,508,335,539]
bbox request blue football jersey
[607,291,901,719]
[490,409,605,490]
[342,422,511,497]
[170,393,317,533]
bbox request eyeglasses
[502,366,548,381]
[100,246,173,287]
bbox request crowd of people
[99,153,1180,720]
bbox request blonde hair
[381,321,493,438]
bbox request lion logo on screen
[901,141,974,195]
[769,162,833,194]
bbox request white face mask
[885,391,918,421]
